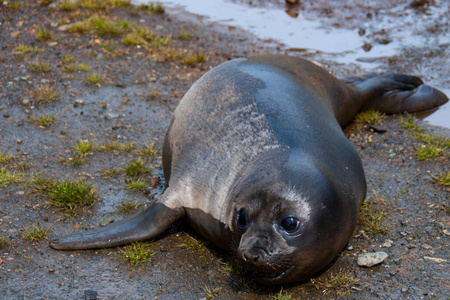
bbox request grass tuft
[23,224,52,241]
[98,141,135,152]
[125,159,148,177]
[33,177,98,210]
[33,84,61,103]
[136,142,158,157]
[120,242,156,268]
[35,27,52,41]
[85,72,102,85]
[0,167,25,187]
[28,113,57,127]
[434,171,450,186]
[126,179,146,191]
[29,61,52,73]
[311,271,360,297]
[181,51,206,66]
[271,290,293,300]
[74,139,96,154]
[117,200,142,212]
[0,150,15,164]
[355,110,385,125]
[358,190,389,234]
[202,285,222,299]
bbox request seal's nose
[242,251,260,263]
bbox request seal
[50,55,448,285]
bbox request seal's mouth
[251,265,295,283]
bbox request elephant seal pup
[50,55,448,285]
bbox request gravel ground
[0,1,448,299]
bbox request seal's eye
[237,209,250,229]
[280,216,300,232]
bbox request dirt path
[0,1,448,299]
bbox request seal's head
[230,160,360,285]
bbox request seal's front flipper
[345,73,448,114]
[50,203,185,250]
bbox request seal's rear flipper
[343,73,449,114]
[50,203,185,250]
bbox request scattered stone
[15,191,25,195]
[84,290,97,300]
[74,99,85,107]
[357,251,388,267]
[368,124,387,133]
[22,98,30,105]
[3,112,10,118]
[423,256,447,263]
[17,139,22,144]
[443,229,450,236]
[421,244,433,250]
[381,240,394,248]
[105,113,119,120]
[99,217,114,227]
[400,231,408,236]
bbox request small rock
[400,231,408,236]
[99,218,114,227]
[368,124,387,133]
[381,240,394,248]
[74,99,85,107]
[84,290,97,300]
[357,251,388,267]
[3,112,10,118]
[48,41,58,47]
[423,256,447,263]
[22,98,30,105]
[104,113,119,120]
[421,244,433,250]
[17,139,22,144]
[443,229,450,236]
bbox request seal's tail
[341,73,448,114]
[49,203,184,250]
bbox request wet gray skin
[50,55,448,285]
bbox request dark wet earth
[0,0,449,299]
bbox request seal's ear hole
[280,216,300,233]
[237,208,251,229]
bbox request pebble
[22,98,30,105]
[381,240,394,248]
[99,217,114,227]
[74,99,85,107]
[104,113,119,120]
[84,290,97,300]
[3,112,10,118]
[357,251,388,267]
[423,256,447,263]
[443,229,450,236]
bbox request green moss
[180,51,206,66]
[136,143,159,157]
[85,72,102,85]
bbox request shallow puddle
[155,0,450,128]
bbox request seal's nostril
[242,252,260,263]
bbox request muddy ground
[0,0,449,299]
